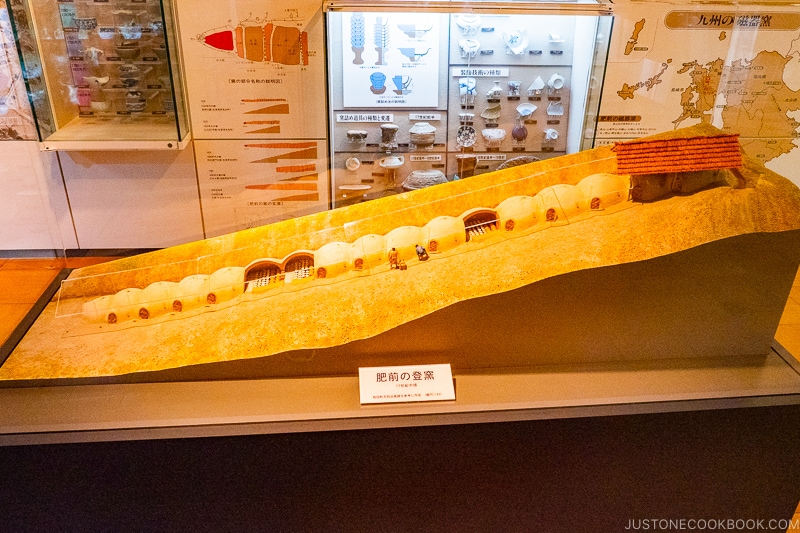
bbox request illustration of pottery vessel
[392,75,412,95]
[398,48,430,62]
[397,24,432,38]
[199,23,309,65]
[350,13,365,65]
[374,17,389,65]
[370,72,387,94]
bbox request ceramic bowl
[482,128,506,148]
[378,155,404,169]
[402,169,447,191]
[119,24,143,40]
[115,45,141,61]
[409,132,435,148]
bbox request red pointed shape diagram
[203,30,235,51]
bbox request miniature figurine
[388,247,399,269]
[416,244,429,261]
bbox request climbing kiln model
[84,170,632,325]
[82,128,744,326]
[6,124,800,382]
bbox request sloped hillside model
[2,124,800,382]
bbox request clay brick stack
[614,134,742,175]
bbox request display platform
[2,124,800,445]
[0,340,799,446]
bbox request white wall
[0,141,76,252]
[58,145,204,249]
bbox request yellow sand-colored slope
[2,125,799,381]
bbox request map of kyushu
[673,51,800,162]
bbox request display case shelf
[325,0,612,206]
[7,0,190,150]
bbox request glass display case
[7,0,189,150]
[325,1,613,207]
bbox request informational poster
[175,0,326,139]
[195,139,329,237]
[0,2,36,140]
[596,2,800,186]
[341,12,440,108]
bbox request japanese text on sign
[359,364,455,404]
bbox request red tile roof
[614,134,742,175]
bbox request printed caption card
[359,364,456,405]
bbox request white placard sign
[359,364,455,404]
[450,67,510,78]
[409,113,442,121]
[336,113,395,123]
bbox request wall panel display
[0,1,35,140]
[326,3,612,208]
[175,0,326,140]
[340,12,441,108]
[596,2,800,187]
[6,0,190,149]
[195,139,330,237]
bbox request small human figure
[415,244,429,261]
[388,247,399,269]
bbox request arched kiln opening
[244,261,282,291]
[463,210,498,241]
[284,253,315,279]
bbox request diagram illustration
[240,98,290,133]
[245,142,318,162]
[242,142,321,201]
[243,98,290,115]
[198,19,309,65]
[341,12,440,108]
[374,16,389,65]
